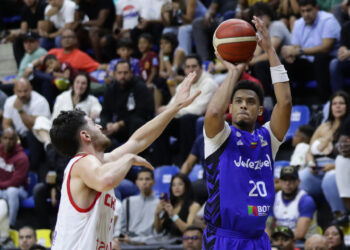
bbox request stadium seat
[20,171,38,208]
[188,164,204,182]
[89,70,107,84]
[274,161,290,179]
[153,165,180,198]
[9,229,19,247]
[285,105,310,141]
[36,229,52,247]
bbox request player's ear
[258,106,264,116]
[80,130,91,142]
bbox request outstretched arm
[253,16,292,141]
[204,54,246,138]
[104,73,201,162]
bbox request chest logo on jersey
[248,205,270,216]
[259,134,268,147]
[233,154,272,171]
[104,194,116,210]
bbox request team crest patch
[250,142,257,148]
[259,134,268,147]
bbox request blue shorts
[203,224,271,250]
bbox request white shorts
[335,155,350,198]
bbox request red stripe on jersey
[67,154,102,213]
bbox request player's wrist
[270,65,289,84]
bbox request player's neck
[77,145,104,162]
[232,123,254,133]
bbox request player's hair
[231,80,264,106]
[139,33,154,44]
[116,38,133,49]
[43,54,58,66]
[327,90,350,123]
[298,124,315,142]
[19,225,36,240]
[50,110,87,157]
[183,225,203,235]
[185,54,203,68]
[114,59,131,72]
[161,32,179,51]
[298,0,317,7]
[29,245,47,250]
[169,173,194,217]
[71,72,91,102]
[136,167,154,180]
[250,2,275,20]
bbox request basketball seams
[214,36,257,45]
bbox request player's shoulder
[73,154,101,170]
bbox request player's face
[324,226,342,249]
[271,234,295,250]
[138,37,150,54]
[19,228,36,250]
[300,4,318,25]
[183,230,202,250]
[230,89,263,131]
[136,172,154,196]
[85,117,111,151]
[184,58,202,82]
[331,96,347,119]
[171,177,185,197]
[280,178,299,194]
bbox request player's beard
[282,188,298,200]
[92,134,111,152]
[236,120,251,131]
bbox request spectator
[32,29,102,74]
[329,1,350,93]
[51,72,102,120]
[2,78,50,172]
[304,234,328,250]
[159,32,185,91]
[74,0,116,62]
[19,226,36,250]
[192,0,237,61]
[100,60,154,145]
[281,0,341,103]
[18,31,47,78]
[29,245,46,250]
[161,0,207,54]
[334,116,350,226]
[0,90,8,121]
[269,166,317,240]
[332,0,350,25]
[154,54,217,166]
[278,0,300,31]
[114,0,142,38]
[249,2,292,97]
[154,173,201,239]
[323,224,346,250]
[38,0,76,50]
[12,0,47,66]
[270,226,299,250]
[300,91,349,222]
[0,128,29,228]
[290,124,315,169]
[182,225,203,250]
[114,168,159,245]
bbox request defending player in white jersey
[50,73,200,250]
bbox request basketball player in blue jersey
[203,16,292,249]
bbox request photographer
[154,173,200,242]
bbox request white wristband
[270,65,289,84]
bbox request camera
[160,192,169,202]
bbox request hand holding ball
[213,19,257,63]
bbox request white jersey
[52,154,116,250]
[273,189,306,230]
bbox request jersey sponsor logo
[248,205,270,216]
[233,154,272,171]
[104,194,116,210]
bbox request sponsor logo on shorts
[248,205,270,216]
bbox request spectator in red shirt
[31,28,104,73]
[0,127,30,227]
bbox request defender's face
[230,89,262,129]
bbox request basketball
[213,19,257,63]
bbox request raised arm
[253,16,292,141]
[104,72,201,162]
[204,55,246,138]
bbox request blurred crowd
[0,0,350,249]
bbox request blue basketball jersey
[204,125,275,239]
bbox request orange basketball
[213,19,257,63]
